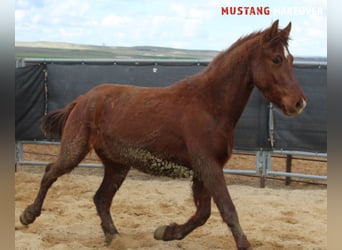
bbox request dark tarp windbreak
[15,64,45,140]
[15,62,326,153]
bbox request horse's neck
[201,45,256,128]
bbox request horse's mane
[206,26,289,71]
[226,31,263,53]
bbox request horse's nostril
[295,100,302,110]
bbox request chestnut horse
[20,20,306,249]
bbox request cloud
[303,0,326,6]
[15,0,327,56]
[16,0,43,9]
[50,0,89,18]
[15,9,26,22]
[101,14,132,27]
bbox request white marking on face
[283,45,290,59]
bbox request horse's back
[70,82,187,148]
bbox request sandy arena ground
[15,145,327,249]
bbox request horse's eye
[272,56,282,65]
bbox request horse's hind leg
[154,175,211,241]
[20,135,90,226]
[93,153,130,245]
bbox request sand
[15,168,327,250]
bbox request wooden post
[285,154,292,185]
[260,175,266,188]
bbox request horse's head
[252,20,306,116]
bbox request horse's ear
[263,19,279,42]
[280,22,292,41]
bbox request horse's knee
[197,210,211,226]
[93,191,102,211]
[193,193,211,226]
[44,161,75,179]
[93,189,110,213]
[45,163,53,173]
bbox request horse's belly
[119,146,192,178]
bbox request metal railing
[16,140,327,188]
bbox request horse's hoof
[105,234,126,249]
[105,233,122,246]
[20,209,35,225]
[237,235,252,250]
[154,225,167,240]
[104,233,114,246]
[19,215,29,226]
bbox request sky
[15,0,327,57]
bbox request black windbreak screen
[272,66,327,153]
[46,63,205,111]
[234,89,271,151]
[15,64,46,140]
[15,61,326,154]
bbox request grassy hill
[15,41,326,64]
[15,41,219,60]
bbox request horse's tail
[42,101,77,138]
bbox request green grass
[15,42,218,60]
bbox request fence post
[15,142,23,172]
[257,151,272,188]
[285,154,293,185]
[16,58,25,68]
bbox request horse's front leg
[154,175,211,240]
[197,157,252,250]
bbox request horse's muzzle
[284,98,306,116]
